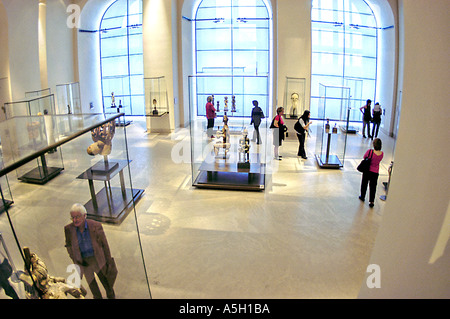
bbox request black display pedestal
[315,133,343,169]
[112,105,132,127]
[194,153,265,191]
[77,159,143,224]
[18,153,63,184]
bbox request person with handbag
[271,106,286,160]
[295,110,312,159]
[359,138,384,207]
[64,203,116,299]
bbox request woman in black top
[371,102,382,138]
[360,99,372,138]
[250,100,265,144]
[295,110,312,159]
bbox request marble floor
[0,116,395,299]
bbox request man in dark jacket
[64,203,116,299]
[250,100,265,144]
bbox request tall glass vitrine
[188,75,269,190]
[56,82,82,115]
[0,113,150,299]
[315,84,350,168]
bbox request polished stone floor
[0,116,395,299]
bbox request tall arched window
[311,0,378,121]
[194,0,271,117]
[100,0,144,116]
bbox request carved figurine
[18,247,87,299]
[87,120,116,156]
[231,96,236,112]
[111,92,115,107]
[238,129,251,163]
[290,92,299,118]
[152,99,158,115]
[224,96,229,112]
[213,114,231,158]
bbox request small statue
[111,92,115,107]
[231,96,236,112]
[216,100,220,112]
[325,118,330,134]
[290,92,299,118]
[213,114,231,158]
[152,99,158,115]
[238,129,250,163]
[18,247,87,299]
[87,120,116,156]
[224,96,229,112]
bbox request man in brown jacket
[64,203,116,299]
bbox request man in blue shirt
[64,203,116,299]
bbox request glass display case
[2,95,61,184]
[0,174,13,213]
[343,78,364,133]
[188,75,269,191]
[24,88,51,99]
[3,94,56,119]
[284,77,306,119]
[315,84,350,169]
[56,82,82,115]
[0,113,150,299]
[102,75,132,126]
[144,76,169,117]
[144,76,170,133]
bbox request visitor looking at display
[250,100,264,145]
[271,106,286,160]
[205,96,216,139]
[295,110,312,159]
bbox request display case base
[115,119,132,127]
[340,125,358,134]
[194,170,265,191]
[84,186,144,225]
[18,166,63,184]
[315,154,343,169]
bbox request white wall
[3,0,41,100]
[46,0,75,92]
[358,0,450,298]
[276,0,311,112]
[143,0,176,131]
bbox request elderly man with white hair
[64,203,116,299]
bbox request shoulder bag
[357,150,373,173]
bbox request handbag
[357,150,373,173]
[269,116,277,128]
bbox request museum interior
[0,0,448,299]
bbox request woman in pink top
[359,138,384,207]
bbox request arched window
[100,0,144,116]
[311,0,378,121]
[194,0,271,117]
